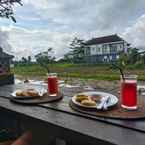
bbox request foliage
[13,63,145,81]
[115,48,142,74]
[28,56,31,64]
[21,57,27,64]
[128,48,139,64]
[15,56,32,65]
[62,53,73,63]
[0,0,22,22]
[35,48,55,73]
[67,37,89,63]
[117,52,128,70]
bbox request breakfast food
[21,90,29,96]
[75,94,88,102]
[81,99,96,106]
[16,90,23,96]
[75,93,101,107]
[15,89,40,97]
[27,89,39,97]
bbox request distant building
[0,47,14,73]
[84,34,130,63]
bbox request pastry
[81,99,96,106]
[27,89,39,97]
[75,94,88,102]
[16,89,40,97]
[21,90,29,96]
[16,90,23,96]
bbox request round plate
[10,92,63,105]
[11,90,41,100]
[72,91,118,109]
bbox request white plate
[72,91,118,109]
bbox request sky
[0,0,145,60]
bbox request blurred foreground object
[0,0,22,22]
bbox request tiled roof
[85,34,124,45]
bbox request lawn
[13,63,145,81]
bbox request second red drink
[48,73,58,96]
[121,75,137,110]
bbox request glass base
[121,104,138,110]
[49,93,57,96]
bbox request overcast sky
[0,0,145,60]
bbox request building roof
[85,34,124,45]
[0,47,14,59]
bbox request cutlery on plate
[39,88,47,96]
[103,96,111,110]
[97,96,110,110]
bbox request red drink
[48,73,58,96]
[121,75,137,110]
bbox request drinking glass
[120,75,138,110]
[48,73,58,96]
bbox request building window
[102,45,108,54]
[96,47,98,53]
[96,47,100,53]
[110,44,117,53]
[118,44,123,51]
[85,48,90,55]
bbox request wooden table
[0,84,145,145]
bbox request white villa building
[84,34,130,63]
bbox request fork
[97,96,110,110]
[103,96,111,110]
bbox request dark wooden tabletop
[0,84,145,145]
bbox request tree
[62,52,73,63]
[69,37,88,63]
[128,48,139,64]
[0,0,22,22]
[21,57,27,64]
[35,48,55,73]
[117,52,128,70]
[28,56,31,64]
[142,54,145,65]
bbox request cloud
[26,0,145,33]
[122,14,145,48]
[0,28,12,53]
[0,0,145,60]
[8,26,75,60]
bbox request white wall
[90,44,102,55]
[89,41,124,55]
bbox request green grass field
[13,63,145,81]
